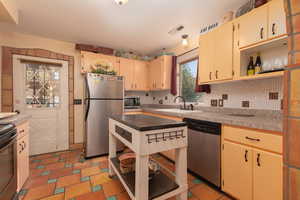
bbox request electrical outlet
[242,101,250,108]
[269,92,279,100]
[222,94,228,100]
[211,99,218,107]
[219,99,224,107]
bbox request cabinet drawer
[17,122,29,140]
[223,125,282,154]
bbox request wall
[284,0,300,199]
[0,30,85,143]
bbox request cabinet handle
[23,141,26,149]
[215,70,218,79]
[245,136,260,142]
[244,150,248,162]
[257,153,261,167]
[260,27,264,39]
[19,129,25,133]
[272,23,276,35]
[19,144,23,153]
[209,72,212,80]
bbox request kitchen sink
[227,114,255,117]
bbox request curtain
[170,56,177,95]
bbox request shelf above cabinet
[237,71,284,81]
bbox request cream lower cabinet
[222,126,282,200]
[17,122,30,192]
[222,141,253,200]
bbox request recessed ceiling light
[115,0,128,5]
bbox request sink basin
[227,114,255,117]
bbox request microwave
[124,96,141,109]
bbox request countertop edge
[141,108,283,133]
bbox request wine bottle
[255,53,262,74]
[247,56,255,76]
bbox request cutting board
[0,112,17,120]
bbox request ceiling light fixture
[182,34,189,46]
[115,0,128,5]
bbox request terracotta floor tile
[65,182,91,199]
[81,166,101,177]
[91,156,108,163]
[23,175,49,189]
[23,183,55,200]
[40,193,64,200]
[116,192,131,200]
[30,168,46,178]
[46,162,65,171]
[41,157,60,165]
[32,153,54,160]
[191,184,222,200]
[76,191,106,200]
[73,161,90,169]
[48,168,73,179]
[56,174,81,188]
[219,195,234,200]
[99,161,109,169]
[90,172,112,186]
[102,179,125,197]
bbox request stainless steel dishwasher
[183,118,221,188]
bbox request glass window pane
[180,59,202,102]
[25,63,61,108]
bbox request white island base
[108,117,188,200]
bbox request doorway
[13,55,69,155]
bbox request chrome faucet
[174,96,186,110]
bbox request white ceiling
[0,0,247,54]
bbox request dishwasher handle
[184,118,221,135]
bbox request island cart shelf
[109,115,188,200]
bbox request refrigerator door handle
[85,76,91,121]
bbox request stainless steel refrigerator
[85,73,124,158]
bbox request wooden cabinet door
[198,31,215,84]
[148,60,155,90]
[119,57,134,91]
[160,55,172,90]
[17,133,29,191]
[81,51,120,74]
[238,5,268,48]
[133,60,149,91]
[253,150,283,200]
[222,141,253,200]
[151,57,163,90]
[214,23,234,81]
[268,0,287,39]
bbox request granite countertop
[0,114,31,126]
[141,108,283,132]
[110,114,187,131]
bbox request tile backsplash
[125,77,283,110]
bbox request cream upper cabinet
[81,51,120,74]
[198,31,215,83]
[198,23,233,84]
[148,55,172,91]
[214,22,234,81]
[268,0,287,39]
[238,4,268,48]
[133,60,149,91]
[222,141,253,200]
[119,57,134,90]
[253,150,282,200]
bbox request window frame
[179,56,201,103]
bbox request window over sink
[180,58,202,102]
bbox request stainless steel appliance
[183,118,221,187]
[0,123,17,200]
[85,73,124,158]
[124,96,140,109]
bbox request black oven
[124,96,141,109]
[0,124,17,200]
